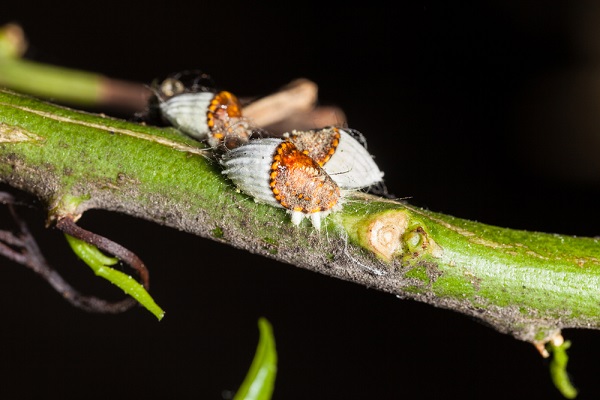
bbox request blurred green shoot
[234,318,278,400]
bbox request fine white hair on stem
[338,228,387,276]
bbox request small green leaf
[548,340,578,399]
[234,318,278,400]
[64,234,165,320]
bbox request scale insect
[283,126,385,190]
[146,71,389,230]
[220,138,341,230]
[151,70,251,149]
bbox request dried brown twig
[0,192,138,313]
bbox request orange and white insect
[148,72,389,229]
[153,71,251,149]
[283,126,384,190]
[220,138,341,230]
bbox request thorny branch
[0,21,586,398]
[0,61,348,316]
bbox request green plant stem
[0,59,102,106]
[1,88,600,343]
[0,24,150,112]
[548,339,578,399]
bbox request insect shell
[283,126,385,190]
[220,138,341,230]
[152,71,251,149]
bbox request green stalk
[0,59,102,106]
[0,23,147,110]
[1,87,600,345]
[548,340,578,399]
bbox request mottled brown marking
[270,142,340,213]
[287,127,341,166]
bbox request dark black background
[3,2,600,399]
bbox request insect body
[283,126,385,190]
[152,71,251,149]
[220,138,341,230]
[147,71,389,230]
